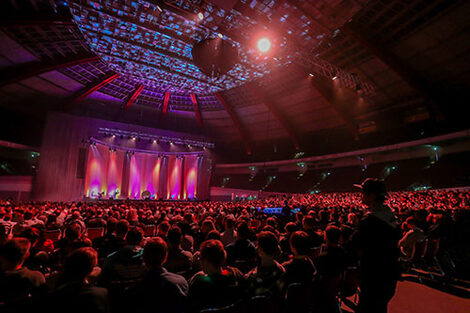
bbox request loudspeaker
[76,148,87,179]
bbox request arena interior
[0,1,470,313]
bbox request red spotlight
[257,37,271,53]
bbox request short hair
[157,221,171,233]
[290,231,311,256]
[200,239,226,267]
[144,237,167,268]
[167,226,182,246]
[207,230,221,241]
[302,216,316,229]
[126,227,144,245]
[0,238,31,266]
[285,222,297,233]
[116,219,130,237]
[236,222,250,238]
[325,225,341,244]
[225,216,236,229]
[257,231,279,256]
[64,247,98,279]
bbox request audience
[127,237,188,313]
[0,186,469,313]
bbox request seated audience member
[0,238,46,312]
[398,217,426,259]
[246,231,285,312]
[302,216,323,250]
[206,229,222,241]
[52,247,109,313]
[164,226,193,274]
[315,225,347,313]
[282,231,317,285]
[99,219,128,258]
[100,227,145,286]
[195,219,216,249]
[56,221,92,260]
[127,237,188,313]
[226,222,257,272]
[221,216,237,246]
[156,221,171,242]
[317,226,346,277]
[280,222,297,261]
[188,240,245,312]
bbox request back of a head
[116,219,130,237]
[289,231,310,256]
[325,225,341,245]
[236,222,250,239]
[207,230,221,241]
[302,216,315,229]
[157,221,171,234]
[144,237,168,269]
[63,247,98,281]
[0,238,31,270]
[200,239,226,268]
[126,227,144,246]
[285,222,297,234]
[167,226,182,246]
[225,216,236,229]
[257,231,280,256]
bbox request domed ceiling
[67,0,367,95]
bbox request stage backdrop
[35,112,212,201]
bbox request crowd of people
[0,180,469,313]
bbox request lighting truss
[97,127,215,148]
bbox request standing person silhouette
[353,178,401,313]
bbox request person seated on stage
[164,226,193,274]
[221,216,237,247]
[99,227,145,286]
[282,231,317,285]
[126,237,188,313]
[0,238,46,312]
[51,247,109,313]
[246,231,285,310]
[188,239,245,312]
[226,222,257,273]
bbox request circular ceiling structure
[68,0,289,94]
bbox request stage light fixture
[257,38,271,53]
[197,12,204,20]
[217,33,223,38]
[309,73,314,77]
[332,76,338,80]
